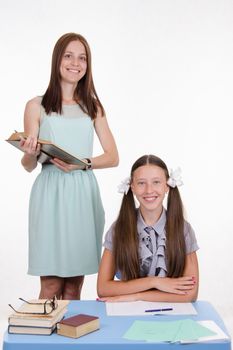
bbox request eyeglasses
[8,296,58,315]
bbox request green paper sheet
[123,319,216,343]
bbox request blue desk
[3,300,231,350]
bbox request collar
[137,207,166,237]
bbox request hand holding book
[17,133,41,159]
[6,131,88,169]
[49,156,87,172]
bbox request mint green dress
[28,103,105,277]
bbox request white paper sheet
[181,320,230,343]
[106,301,197,316]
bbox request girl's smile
[60,40,87,84]
[131,164,169,220]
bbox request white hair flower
[118,177,131,195]
[167,167,183,188]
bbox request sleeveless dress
[28,103,105,277]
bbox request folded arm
[97,249,198,302]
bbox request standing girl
[20,33,119,300]
[97,155,198,302]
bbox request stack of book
[8,299,69,335]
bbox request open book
[6,131,88,167]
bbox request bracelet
[84,158,92,170]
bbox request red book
[57,314,100,338]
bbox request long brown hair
[41,32,105,119]
[113,155,186,280]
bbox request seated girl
[97,154,199,302]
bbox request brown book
[6,131,88,167]
[57,314,100,338]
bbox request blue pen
[145,307,173,312]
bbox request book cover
[57,314,100,338]
[8,323,57,335]
[6,131,88,166]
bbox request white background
[0,0,232,342]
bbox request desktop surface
[3,300,231,350]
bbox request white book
[9,308,67,327]
[8,300,69,327]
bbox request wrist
[22,152,38,164]
[84,158,92,170]
[149,276,158,289]
[135,292,142,301]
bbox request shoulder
[25,96,42,115]
[93,107,111,137]
[97,103,105,117]
[183,220,199,254]
[103,222,116,251]
[183,221,196,240]
[94,100,105,118]
[24,96,42,129]
[94,104,105,123]
[184,221,194,235]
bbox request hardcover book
[6,131,88,166]
[8,307,67,328]
[8,299,68,318]
[8,323,57,335]
[8,299,69,335]
[8,300,69,330]
[57,314,100,338]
